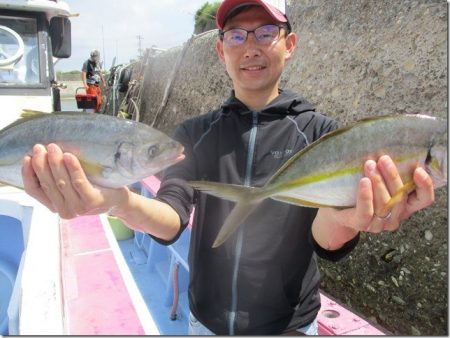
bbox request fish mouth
[166,141,184,152]
[175,143,184,154]
[153,143,184,169]
[170,152,185,166]
[175,152,185,163]
[149,154,184,172]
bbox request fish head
[114,129,184,182]
[134,138,185,176]
[425,137,447,189]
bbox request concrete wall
[139,0,447,335]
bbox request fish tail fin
[212,201,260,248]
[189,181,262,202]
[189,181,265,247]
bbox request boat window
[0,16,40,86]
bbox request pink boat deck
[58,175,386,335]
[60,216,145,335]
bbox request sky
[55,0,215,72]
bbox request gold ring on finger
[375,211,392,221]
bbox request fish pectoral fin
[379,180,416,216]
[78,159,105,177]
[212,201,260,248]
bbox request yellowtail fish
[190,114,447,248]
[0,112,184,189]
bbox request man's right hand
[23,143,182,241]
[22,143,129,219]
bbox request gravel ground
[319,188,448,336]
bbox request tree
[194,1,221,34]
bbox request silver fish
[0,112,184,188]
[190,114,447,248]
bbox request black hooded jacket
[154,90,359,335]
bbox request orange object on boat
[75,86,101,112]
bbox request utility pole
[136,35,143,58]
[115,39,118,64]
[102,25,106,69]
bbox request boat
[0,178,388,335]
[0,0,72,129]
[0,1,71,334]
[0,1,388,335]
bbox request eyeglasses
[219,24,288,47]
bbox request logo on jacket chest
[270,149,293,159]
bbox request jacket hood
[221,89,315,116]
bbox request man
[22,0,436,335]
[81,49,106,112]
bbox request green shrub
[194,1,220,34]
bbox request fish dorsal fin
[20,109,49,119]
[0,110,51,134]
[0,180,24,190]
[264,114,401,187]
[0,110,90,134]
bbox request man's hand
[312,155,436,250]
[357,155,434,233]
[22,143,128,219]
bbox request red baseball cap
[216,0,289,30]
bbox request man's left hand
[312,155,436,250]
[349,155,434,233]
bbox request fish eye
[147,145,160,158]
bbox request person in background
[81,49,106,112]
[22,0,437,335]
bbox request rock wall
[284,0,447,124]
[140,32,230,132]
[139,0,447,335]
